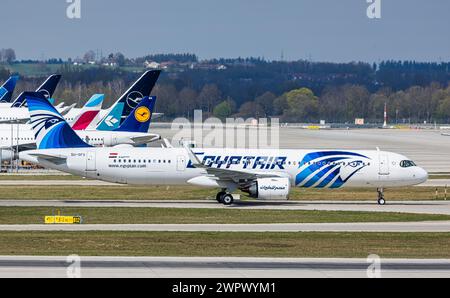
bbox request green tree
[237,101,265,118]
[277,88,318,122]
[213,98,236,119]
[255,92,276,116]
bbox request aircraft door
[177,155,186,172]
[86,151,97,172]
[111,134,119,146]
[379,153,390,176]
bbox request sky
[1,0,450,63]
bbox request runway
[1,221,450,232]
[2,199,450,215]
[0,256,449,278]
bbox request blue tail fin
[24,92,91,149]
[11,74,61,108]
[98,70,161,131]
[96,102,124,131]
[114,96,156,133]
[0,76,19,103]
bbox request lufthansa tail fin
[0,76,19,103]
[114,96,156,133]
[11,74,62,108]
[24,92,91,149]
[71,94,105,130]
[97,70,161,130]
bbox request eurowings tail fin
[71,94,104,130]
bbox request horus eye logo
[134,107,151,123]
[31,113,65,137]
[126,91,144,109]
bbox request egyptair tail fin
[24,92,91,149]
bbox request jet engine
[243,177,291,200]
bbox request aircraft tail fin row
[98,70,161,130]
[25,92,157,150]
[11,74,62,108]
[0,76,19,103]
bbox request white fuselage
[20,147,428,190]
[0,107,70,122]
[0,124,152,154]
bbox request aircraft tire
[222,194,234,206]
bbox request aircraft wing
[130,134,161,145]
[1,142,36,151]
[184,145,286,183]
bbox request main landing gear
[216,190,234,206]
[377,188,386,205]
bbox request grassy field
[0,175,87,181]
[1,207,449,224]
[0,231,449,258]
[0,185,446,201]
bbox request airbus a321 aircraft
[20,93,428,206]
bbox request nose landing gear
[377,188,386,205]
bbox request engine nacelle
[245,177,291,200]
[0,149,15,161]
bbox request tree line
[0,58,449,123]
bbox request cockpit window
[400,160,417,168]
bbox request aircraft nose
[415,167,428,184]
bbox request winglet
[183,144,205,169]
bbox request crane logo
[135,107,151,123]
[126,91,144,109]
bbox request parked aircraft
[1,93,159,161]
[19,93,429,206]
